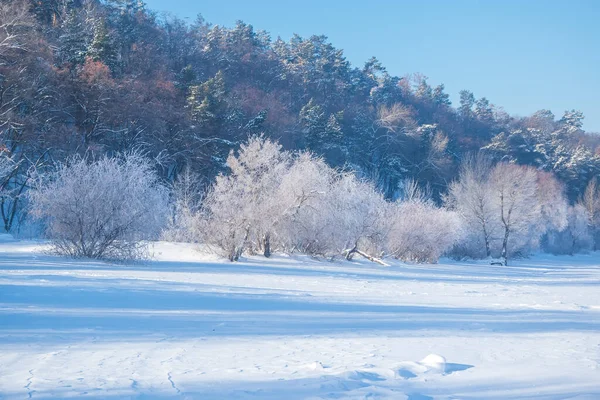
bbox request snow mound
[303,361,325,371]
[396,354,447,379]
[419,354,446,373]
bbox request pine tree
[432,84,451,107]
[187,71,227,126]
[87,18,118,71]
[58,10,89,66]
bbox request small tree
[201,135,290,260]
[446,154,496,258]
[489,163,541,265]
[29,153,168,260]
[0,149,34,234]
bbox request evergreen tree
[87,18,118,71]
[57,9,89,66]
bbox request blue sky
[143,0,600,132]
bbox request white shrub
[29,153,168,260]
[543,204,592,255]
[386,200,462,263]
[275,152,335,256]
[276,155,388,260]
[162,166,205,243]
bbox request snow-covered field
[1,237,599,399]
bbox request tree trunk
[345,245,388,266]
[482,223,491,258]
[345,244,357,261]
[263,234,271,258]
[355,249,389,266]
[501,227,510,266]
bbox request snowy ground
[1,237,599,399]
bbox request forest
[1,0,600,264]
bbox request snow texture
[1,237,599,399]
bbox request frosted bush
[543,204,592,255]
[387,200,463,263]
[29,153,168,260]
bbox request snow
[1,239,600,399]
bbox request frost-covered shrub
[162,166,205,243]
[29,153,168,260]
[276,154,388,260]
[387,200,463,263]
[275,152,336,256]
[543,205,592,255]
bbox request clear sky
[143,0,600,132]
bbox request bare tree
[375,103,415,134]
[0,0,33,63]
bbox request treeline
[1,0,600,235]
[167,136,600,265]
[21,136,600,265]
[1,0,600,264]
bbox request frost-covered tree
[536,171,568,237]
[276,154,389,262]
[29,153,168,259]
[201,136,290,260]
[275,152,337,256]
[0,149,30,234]
[446,154,496,258]
[0,151,15,187]
[327,173,388,261]
[489,163,541,265]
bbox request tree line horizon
[1,0,600,263]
